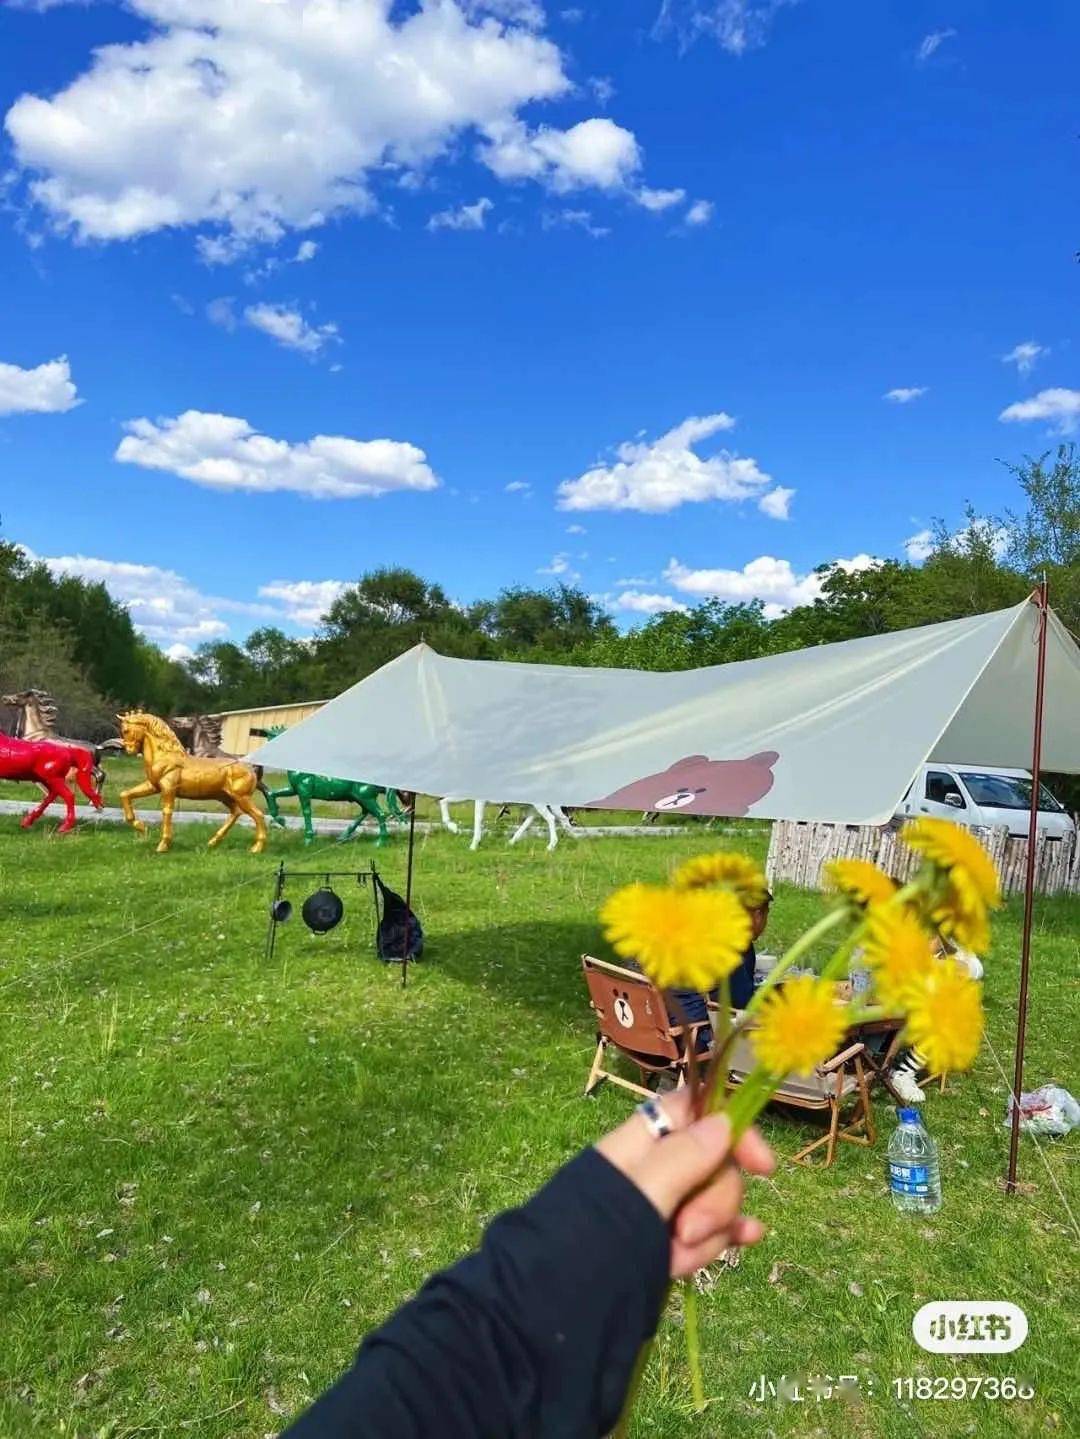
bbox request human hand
[595,1089,775,1277]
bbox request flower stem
[683,1282,706,1411]
[741,907,849,1022]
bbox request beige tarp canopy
[253,599,1080,825]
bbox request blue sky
[2,0,1078,658]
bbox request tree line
[3,448,1078,771]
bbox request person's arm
[284,1095,773,1438]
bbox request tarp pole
[1005,581,1049,1193]
[401,797,417,989]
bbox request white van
[897,764,1075,840]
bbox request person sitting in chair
[666,892,773,1052]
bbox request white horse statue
[438,798,574,851]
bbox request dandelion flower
[905,959,985,1073]
[672,851,770,908]
[902,818,1000,954]
[862,907,935,1013]
[749,975,849,1077]
[601,882,751,992]
[824,858,898,909]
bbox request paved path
[0,798,726,840]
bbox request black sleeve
[283,1147,670,1439]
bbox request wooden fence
[766,819,1080,897]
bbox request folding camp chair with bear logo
[581,955,712,1098]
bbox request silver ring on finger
[636,1097,673,1140]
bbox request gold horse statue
[118,711,268,854]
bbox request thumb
[635,1113,733,1219]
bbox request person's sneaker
[891,1068,926,1104]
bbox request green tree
[1003,444,1080,634]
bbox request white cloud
[613,590,689,615]
[505,479,531,492]
[115,409,439,500]
[665,552,878,616]
[566,522,586,534]
[904,528,934,563]
[917,29,956,63]
[483,116,641,191]
[558,412,784,515]
[1001,341,1046,376]
[26,550,243,648]
[294,239,319,263]
[587,76,615,106]
[257,578,349,627]
[758,484,794,520]
[243,302,339,355]
[5,0,573,248]
[684,198,714,226]
[615,575,655,587]
[427,197,494,232]
[635,185,686,212]
[206,296,238,331]
[999,388,1080,436]
[0,355,80,416]
[538,552,581,580]
[655,1,800,56]
[884,386,928,404]
[561,7,584,21]
[542,207,610,238]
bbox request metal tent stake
[401,799,417,988]
[1005,580,1049,1194]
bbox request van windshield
[959,773,1065,813]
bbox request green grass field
[1,812,1077,1437]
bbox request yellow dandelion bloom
[862,907,935,1014]
[600,882,751,992]
[749,974,849,1077]
[905,959,985,1073]
[930,881,992,956]
[902,818,1000,955]
[824,858,898,909]
[672,851,770,908]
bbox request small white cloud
[483,116,641,192]
[505,480,531,492]
[587,76,615,106]
[1001,341,1046,376]
[294,239,319,263]
[257,578,348,627]
[0,355,80,416]
[206,296,238,332]
[115,410,439,500]
[999,387,1080,435]
[538,552,581,580]
[917,28,956,63]
[558,411,780,515]
[664,552,879,614]
[565,522,586,534]
[561,7,585,21]
[758,485,794,520]
[244,302,339,355]
[884,386,928,404]
[635,185,686,213]
[542,207,610,238]
[165,642,195,661]
[904,528,934,563]
[614,589,689,615]
[684,198,714,227]
[427,197,494,232]
[615,575,655,588]
[656,1,801,56]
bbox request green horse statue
[257,727,411,844]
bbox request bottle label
[889,1162,931,1196]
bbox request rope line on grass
[980,1026,1080,1241]
[0,838,341,996]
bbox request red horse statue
[0,735,105,833]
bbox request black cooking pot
[301,887,344,933]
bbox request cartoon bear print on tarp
[590,752,780,817]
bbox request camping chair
[725,1031,875,1167]
[581,955,712,1098]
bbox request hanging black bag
[373,873,424,962]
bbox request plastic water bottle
[888,1108,941,1214]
